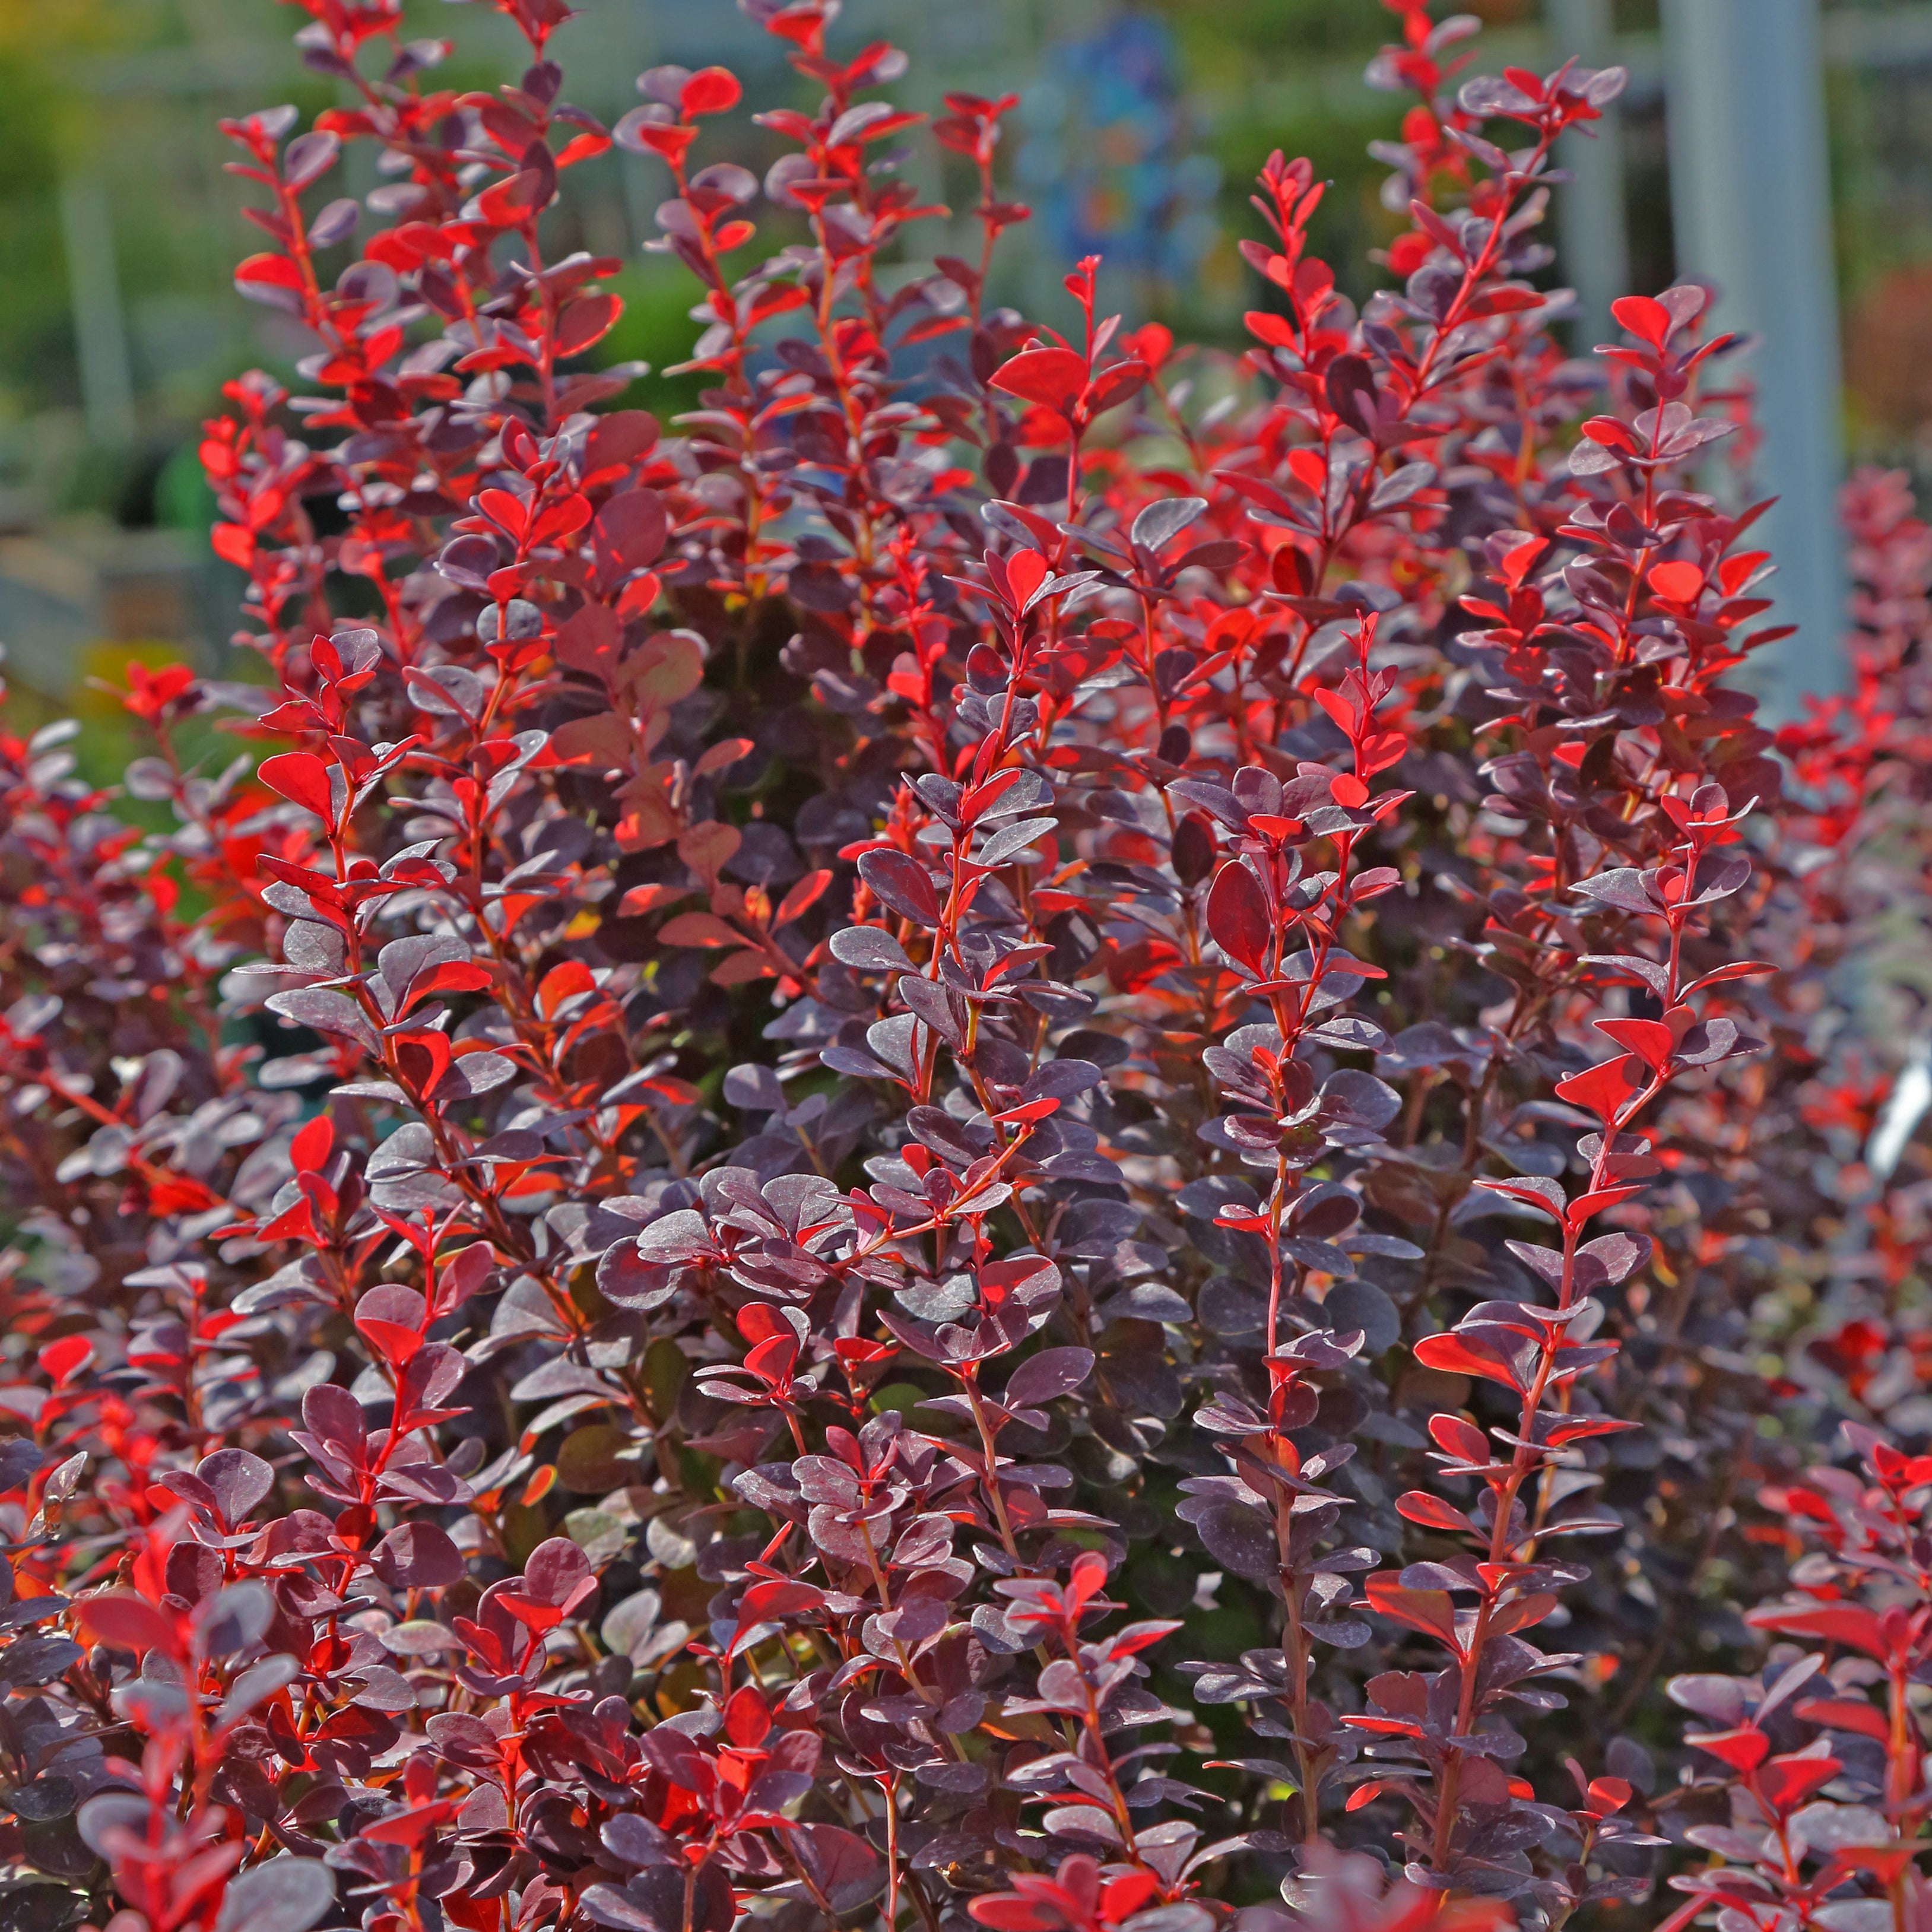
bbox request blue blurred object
[1663,0,1848,713]
[1015,8,1219,296]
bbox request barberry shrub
[0,2,1921,1931]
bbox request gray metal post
[1660,0,1847,710]
[1546,0,1630,354]
[58,173,138,449]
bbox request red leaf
[556,291,621,357]
[402,960,496,1014]
[555,129,612,170]
[1829,1845,1921,1884]
[689,738,752,783]
[1793,1696,1888,1742]
[537,959,596,1016]
[724,1683,771,1746]
[990,547,1048,612]
[259,751,336,820]
[775,869,833,926]
[990,346,1089,413]
[1747,1601,1889,1658]
[740,1578,823,1621]
[737,1303,792,1346]
[497,1591,564,1633]
[617,883,684,917]
[1567,1185,1644,1227]
[39,1336,93,1386]
[1684,959,1777,996]
[478,488,530,539]
[969,1904,1053,1931]
[1345,1778,1410,1811]
[1611,293,1672,348]
[616,116,697,164]
[1206,861,1271,973]
[75,1590,179,1658]
[659,912,745,948]
[529,494,592,547]
[1553,1054,1640,1123]
[1428,1413,1489,1463]
[595,489,669,569]
[1756,1751,1841,1814]
[744,1333,798,1388]
[1684,1725,1769,1772]
[994,1096,1061,1125]
[290,1114,334,1173]
[211,522,256,567]
[362,1803,456,1848]
[1413,1331,1522,1392]
[234,251,302,288]
[1359,729,1408,775]
[553,605,616,677]
[1543,1414,1642,1445]
[1595,1017,1675,1073]
[680,66,742,116]
[475,167,550,228]
[356,1286,427,1368]
[392,1030,454,1100]
[1649,560,1703,602]
[1086,356,1149,414]
[728,1578,826,1655]
[233,252,304,306]
[1487,1591,1558,1636]
[1395,1490,1470,1533]
[1365,1573,1460,1644]
[1311,687,1357,734]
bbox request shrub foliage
[0,3,1926,1931]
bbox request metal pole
[1546,0,1630,354]
[1660,0,1847,710]
[58,173,138,449]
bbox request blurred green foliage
[0,55,71,421]
[591,264,713,426]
